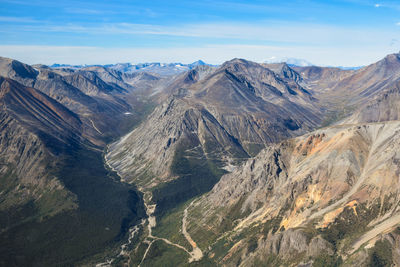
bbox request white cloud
[0,16,39,23]
[7,21,398,48]
[375,3,381,7]
[64,7,104,15]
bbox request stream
[97,149,203,266]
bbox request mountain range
[50,60,212,76]
[1,53,400,266]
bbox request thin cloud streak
[64,7,104,15]
[3,21,398,47]
[0,16,40,23]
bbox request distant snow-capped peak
[264,57,313,67]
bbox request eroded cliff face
[185,121,400,266]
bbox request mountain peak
[221,58,258,70]
[383,53,400,63]
[190,60,206,66]
[0,57,38,87]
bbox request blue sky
[1,0,400,66]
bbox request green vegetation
[319,202,380,248]
[104,98,157,143]
[0,145,146,267]
[253,254,283,266]
[368,239,393,267]
[152,200,193,250]
[313,254,343,267]
[152,139,227,216]
[244,143,265,157]
[262,216,284,236]
[320,104,355,127]
[128,239,150,266]
[34,188,77,219]
[219,197,251,232]
[141,240,188,267]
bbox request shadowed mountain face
[0,61,151,266]
[0,76,80,212]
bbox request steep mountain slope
[343,81,400,124]
[305,53,400,104]
[292,53,400,126]
[332,53,400,100]
[0,73,146,266]
[185,121,400,266]
[0,57,38,87]
[262,62,302,83]
[0,76,79,214]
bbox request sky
[1,0,400,66]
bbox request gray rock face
[188,121,400,266]
[0,56,38,87]
[204,121,400,219]
[263,229,310,257]
[253,230,333,261]
[344,83,400,124]
[263,62,303,83]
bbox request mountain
[262,62,303,82]
[0,59,150,266]
[52,60,215,76]
[0,76,81,210]
[188,60,207,68]
[186,120,400,266]
[104,60,214,76]
[342,81,400,124]
[0,56,38,87]
[0,57,164,143]
[107,58,322,216]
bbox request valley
[2,53,400,266]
